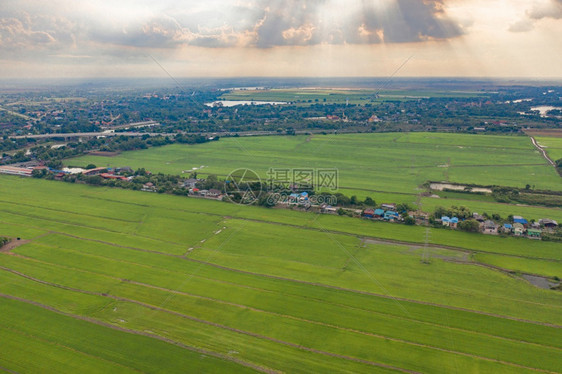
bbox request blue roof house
[513,216,528,225]
[384,211,399,221]
[441,216,451,227]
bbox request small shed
[441,216,451,227]
[527,229,541,238]
[539,219,558,229]
[381,203,396,211]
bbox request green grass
[1,176,562,373]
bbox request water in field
[205,100,288,107]
[519,106,562,118]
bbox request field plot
[1,176,561,373]
[536,136,562,162]
[219,88,485,104]
[70,132,562,220]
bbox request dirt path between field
[0,364,20,374]
[3,269,558,373]
[529,135,556,167]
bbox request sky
[0,0,561,79]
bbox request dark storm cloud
[253,0,464,47]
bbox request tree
[363,197,375,206]
[404,216,416,225]
[85,164,97,169]
[434,206,447,219]
[458,219,480,233]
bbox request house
[289,193,301,204]
[82,167,106,176]
[384,211,399,221]
[413,211,429,221]
[482,220,497,234]
[322,205,338,214]
[115,166,133,174]
[381,203,396,211]
[374,209,385,218]
[539,219,558,229]
[208,189,222,198]
[502,223,513,233]
[441,216,451,227]
[141,182,156,192]
[450,217,459,229]
[512,223,525,236]
[363,208,375,218]
[527,229,541,238]
[181,178,200,189]
[100,173,127,181]
[513,216,528,226]
[472,213,485,222]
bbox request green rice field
[0,176,561,373]
[219,88,486,104]
[68,132,562,221]
[536,136,562,162]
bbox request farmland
[536,136,562,162]
[1,176,561,373]
[69,132,562,221]
[219,88,486,104]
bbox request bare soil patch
[525,129,562,138]
[88,151,121,157]
[0,238,31,253]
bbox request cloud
[510,0,562,32]
[508,19,534,33]
[527,0,562,19]
[252,0,464,47]
[0,0,465,56]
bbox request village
[1,162,559,241]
